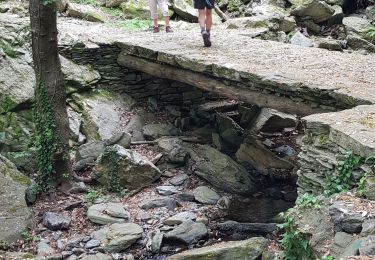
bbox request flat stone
[290,31,313,47]
[80,253,112,260]
[359,235,375,255]
[163,212,197,226]
[164,220,208,245]
[87,202,130,225]
[290,0,334,23]
[139,197,177,211]
[157,186,178,196]
[193,186,220,205]
[42,212,71,231]
[92,223,143,253]
[151,231,163,253]
[361,219,375,236]
[67,3,105,22]
[85,239,101,249]
[343,16,371,34]
[37,241,54,256]
[143,124,181,140]
[167,237,268,259]
[175,192,195,202]
[169,174,188,186]
[218,221,277,236]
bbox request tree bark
[30,0,71,190]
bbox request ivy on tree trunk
[30,0,71,192]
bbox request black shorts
[194,0,214,10]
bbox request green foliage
[363,26,375,44]
[84,188,104,205]
[71,0,99,6]
[296,193,321,209]
[41,0,56,5]
[277,213,314,260]
[356,172,368,197]
[227,0,241,13]
[0,40,18,58]
[21,229,38,242]
[0,240,9,250]
[33,81,58,193]
[101,146,122,192]
[321,256,334,260]
[116,18,152,32]
[103,7,123,17]
[324,151,363,196]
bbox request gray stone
[343,16,371,34]
[164,212,197,226]
[173,0,198,22]
[364,177,375,200]
[60,55,100,89]
[92,223,143,253]
[157,186,178,196]
[139,197,177,211]
[104,132,131,149]
[167,237,267,259]
[93,145,161,190]
[290,31,313,47]
[143,124,181,140]
[366,6,375,22]
[169,174,188,186]
[81,253,112,260]
[151,231,163,253]
[67,3,105,22]
[239,105,260,128]
[189,145,257,195]
[87,202,130,225]
[361,219,375,236]
[74,141,105,171]
[85,239,101,249]
[346,34,375,53]
[175,192,195,202]
[290,0,335,23]
[359,235,375,255]
[329,204,363,234]
[165,220,208,245]
[120,0,152,19]
[105,0,126,7]
[217,113,244,150]
[250,108,297,133]
[193,186,220,205]
[124,114,145,142]
[218,221,277,236]
[37,241,54,256]
[316,38,343,51]
[43,212,71,231]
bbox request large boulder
[143,124,181,140]
[343,16,371,34]
[0,155,32,243]
[92,223,143,252]
[120,0,152,19]
[93,145,161,190]
[167,237,268,259]
[189,145,257,195]
[346,34,375,53]
[249,108,297,133]
[173,0,197,22]
[164,220,208,245]
[67,3,105,23]
[290,0,335,23]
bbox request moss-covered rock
[0,155,32,243]
[67,3,106,23]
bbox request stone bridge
[57,17,375,194]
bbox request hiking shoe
[153,26,160,33]
[202,30,211,47]
[166,26,173,33]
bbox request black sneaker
[153,26,160,33]
[202,30,211,47]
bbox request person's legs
[157,0,172,32]
[198,9,206,32]
[205,9,212,33]
[149,0,159,32]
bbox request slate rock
[164,212,197,226]
[193,186,220,205]
[169,174,188,186]
[291,31,313,47]
[85,239,101,249]
[87,202,130,225]
[143,124,181,140]
[42,212,71,231]
[175,192,195,202]
[151,231,163,253]
[359,235,375,255]
[218,220,277,236]
[157,186,178,196]
[139,197,177,211]
[164,220,208,245]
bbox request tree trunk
[30,0,71,192]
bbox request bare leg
[198,9,206,32]
[164,16,170,27]
[205,9,212,32]
[153,18,158,27]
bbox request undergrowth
[363,26,375,44]
[0,40,18,58]
[84,188,104,205]
[116,18,152,31]
[100,146,122,192]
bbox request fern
[363,26,375,44]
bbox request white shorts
[149,0,169,19]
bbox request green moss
[9,173,31,186]
[319,134,330,145]
[0,94,17,114]
[22,253,35,259]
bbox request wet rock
[139,197,177,211]
[218,221,277,236]
[290,0,334,23]
[0,155,32,242]
[290,31,313,47]
[169,174,189,186]
[67,3,105,22]
[143,124,181,140]
[250,108,297,133]
[175,192,195,202]
[343,16,371,34]
[43,212,71,231]
[359,235,375,255]
[236,136,294,175]
[193,186,220,205]
[92,223,143,253]
[93,145,161,190]
[85,239,101,249]
[157,186,178,196]
[167,237,268,259]
[164,220,208,245]
[87,202,130,225]
[189,145,257,195]
[164,212,197,226]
